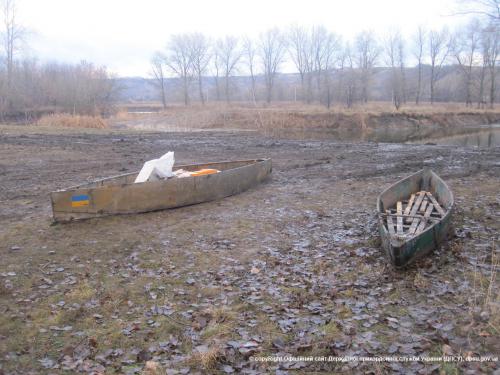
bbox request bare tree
[33,60,115,116]
[1,0,25,109]
[452,20,481,107]
[355,31,379,103]
[482,23,499,107]
[150,52,167,109]
[413,26,426,105]
[243,36,258,102]
[429,28,451,104]
[287,24,312,102]
[398,36,407,104]
[189,33,211,104]
[215,36,241,103]
[258,28,287,104]
[384,30,406,109]
[339,42,357,108]
[310,26,341,106]
[309,26,341,107]
[212,46,222,101]
[164,34,194,106]
[455,0,500,22]
[478,35,488,108]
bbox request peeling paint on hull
[51,159,272,222]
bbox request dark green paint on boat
[377,169,454,268]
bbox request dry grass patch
[189,344,225,371]
[65,281,96,303]
[142,361,165,375]
[37,113,108,129]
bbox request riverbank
[111,103,500,135]
[0,125,498,373]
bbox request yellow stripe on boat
[71,200,89,207]
[71,194,90,207]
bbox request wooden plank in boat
[384,212,436,220]
[404,194,416,223]
[426,192,446,217]
[416,203,435,233]
[396,201,403,234]
[420,198,428,213]
[408,219,420,234]
[409,191,426,222]
[386,210,396,236]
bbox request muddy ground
[0,124,499,374]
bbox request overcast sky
[18,0,471,77]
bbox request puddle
[261,125,500,147]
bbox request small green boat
[377,169,454,268]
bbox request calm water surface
[262,125,500,147]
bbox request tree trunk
[215,76,220,101]
[490,66,496,108]
[478,65,486,109]
[266,77,273,104]
[299,73,304,103]
[225,75,230,103]
[198,74,205,105]
[416,63,422,105]
[466,73,472,107]
[183,76,189,106]
[159,77,167,109]
[250,69,256,103]
[430,65,435,105]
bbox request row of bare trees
[0,59,116,120]
[152,19,499,109]
[152,29,289,107]
[0,0,116,120]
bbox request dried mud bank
[0,126,499,374]
[250,111,500,132]
[109,106,500,134]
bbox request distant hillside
[113,65,495,105]
[113,77,158,102]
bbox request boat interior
[60,159,266,191]
[378,170,453,238]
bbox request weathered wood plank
[420,199,428,213]
[409,191,426,222]
[404,193,416,223]
[386,210,396,236]
[396,201,403,234]
[416,203,435,233]
[377,168,455,268]
[426,192,446,217]
[408,217,420,234]
[381,212,438,220]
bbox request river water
[262,125,500,147]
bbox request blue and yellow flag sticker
[71,194,90,207]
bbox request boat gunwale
[376,169,454,264]
[51,158,270,194]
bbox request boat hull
[377,169,454,268]
[51,159,272,222]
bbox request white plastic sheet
[134,151,175,183]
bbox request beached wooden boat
[51,159,272,222]
[377,169,454,268]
